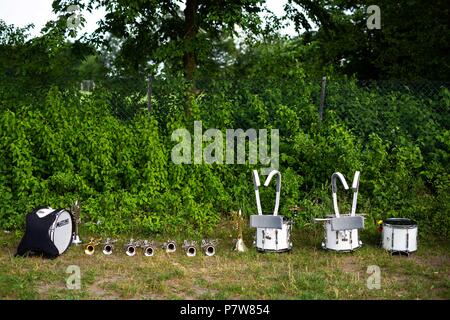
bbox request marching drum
[315,172,364,252]
[320,215,362,251]
[381,218,417,254]
[250,170,293,253]
[48,209,74,255]
[16,207,74,257]
[255,219,292,252]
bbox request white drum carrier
[315,171,364,252]
[381,218,418,254]
[250,170,292,252]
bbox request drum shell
[255,219,292,252]
[382,222,417,253]
[323,221,361,251]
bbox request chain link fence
[0,74,448,128]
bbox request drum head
[51,210,73,254]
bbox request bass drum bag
[16,206,74,258]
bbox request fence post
[147,74,153,114]
[319,76,327,121]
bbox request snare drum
[382,218,417,254]
[322,218,362,252]
[255,218,292,252]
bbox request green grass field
[1,221,449,300]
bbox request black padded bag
[16,207,61,258]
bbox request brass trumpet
[141,240,157,257]
[182,240,197,257]
[84,238,101,255]
[162,240,177,253]
[201,239,218,256]
[232,209,248,252]
[70,200,82,245]
[102,238,117,255]
[125,238,138,256]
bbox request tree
[285,0,450,80]
[0,19,95,102]
[52,0,264,80]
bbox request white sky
[0,0,297,38]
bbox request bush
[0,79,448,238]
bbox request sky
[0,0,297,38]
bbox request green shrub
[0,80,448,238]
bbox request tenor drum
[382,218,417,254]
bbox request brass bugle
[84,243,95,255]
[84,238,101,255]
[141,240,157,257]
[182,240,197,257]
[102,238,117,255]
[125,239,137,256]
[201,239,218,257]
[232,209,248,252]
[162,240,177,253]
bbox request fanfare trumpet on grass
[141,240,157,257]
[84,238,101,255]
[232,209,248,252]
[201,239,218,256]
[162,240,177,253]
[102,238,117,255]
[70,200,82,245]
[182,240,197,257]
[124,238,138,256]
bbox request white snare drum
[315,172,364,252]
[255,219,292,252]
[322,217,362,252]
[250,170,293,253]
[382,218,417,254]
[48,209,74,255]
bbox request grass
[0,221,449,300]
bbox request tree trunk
[183,0,198,80]
[183,0,199,117]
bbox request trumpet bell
[125,245,136,256]
[204,245,215,256]
[165,241,176,253]
[84,244,95,255]
[144,246,155,257]
[103,244,113,255]
[186,246,196,257]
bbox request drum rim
[49,209,74,254]
[383,217,417,227]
